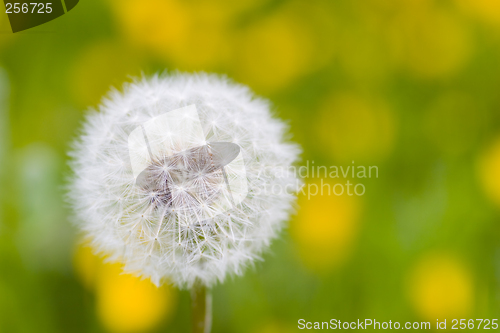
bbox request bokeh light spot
[454,0,500,27]
[291,180,362,272]
[408,253,474,321]
[109,0,190,57]
[235,11,315,93]
[388,8,471,79]
[96,263,175,333]
[73,243,176,332]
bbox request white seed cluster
[68,73,301,288]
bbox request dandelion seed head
[68,73,301,288]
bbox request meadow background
[1,0,500,332]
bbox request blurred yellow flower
[318,93,396,163]
[291,180,361,272]
[73,244,176,333]
[477,137,500,207]
[109,0,264,70]
[69,41,141,107]
[388,7,471,79]
[454,0,500,27]
[234,10,315,93]
[109,0,190,58]
[408,253,474,321]
[96,263,176,333]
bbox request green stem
[191,281,212,333]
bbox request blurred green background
[2,0,500,332]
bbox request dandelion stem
[191,280,212,333]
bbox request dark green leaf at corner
[4,0,78,33]
[64,0,78,12]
